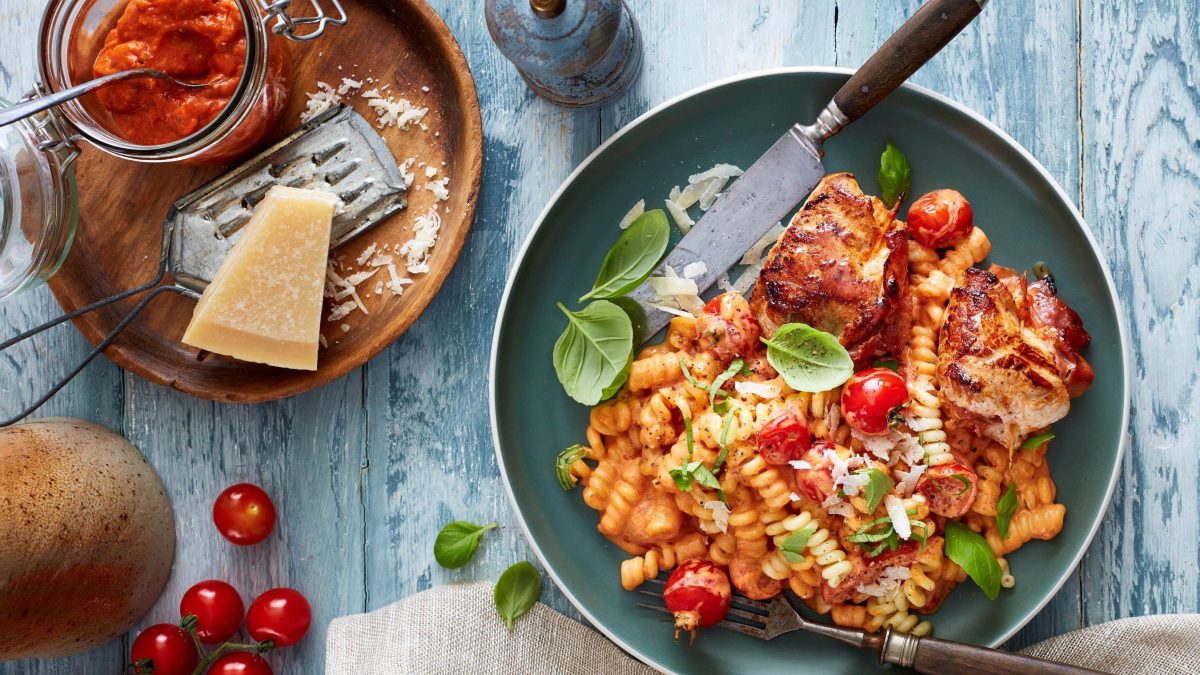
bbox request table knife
[628,0,988,344]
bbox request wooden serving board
[48,0,482,403]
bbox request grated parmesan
[365,93,428,130]
[424,177,450,202]
[398,206,442,274]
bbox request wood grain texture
[49,0,483,404]
[1,1,1196,673]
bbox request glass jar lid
[0,99,77,301]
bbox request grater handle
[0,280,182,427]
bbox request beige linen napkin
[326,582,1200,674]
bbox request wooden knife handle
[909,636,1110,675]
[831,0,985,124]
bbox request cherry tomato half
[663,560,731,642]
[206,652,273,675]
[907,189,973,249]
[756,409,811,465]
[247,588,311,647]
[213,483,276,546]
[130,623,199,675]
[841,368,909,435]
[180,579,244,644]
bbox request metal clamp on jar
[0,0,346,302]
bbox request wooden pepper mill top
[485,0,642,107]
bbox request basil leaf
[945,521,1002,600]
[762,323,854,392]
[878,139,912,206]
[873,358,900,371]
[996,483,1018,539]
[580,210,670,301]
[494,561,542,630]
[691,463,721,491]
[553,301,634,405]
[860,469,895,513]
[1021,430,1055,449]
[780,524,817,563]
[434,521,498,569]
[555,445,589,491]
[709,358,745,413]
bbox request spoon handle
[0,69,157,128]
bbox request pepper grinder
[485,0,642,107]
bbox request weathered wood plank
[833,0,1084,648]
[1079,0,1200,624]
[0,5,127,672]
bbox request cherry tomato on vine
[841,368,909,435]
[663,560,731,643]
[907,189,973,249]
[206,652,273,675]
[180,579,244,644]
[247,588,311,647]
[213,483,276,545]
[756,409,811,465]
[129,623,199,675]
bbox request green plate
[490,68,1129,674]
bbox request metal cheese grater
[0,105,406,426]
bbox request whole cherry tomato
[841,368,909,435]
[206,652,273,675]
[247,588,311,647]
[663,560,731,643]
[756,409,811,465]
[213,483,276,545]
[130,623,199,675]
[180,579,245,644]
[907,189,974,249]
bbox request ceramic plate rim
[489,65,1130,673]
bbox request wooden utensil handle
[911,636,1109,675]
[831,0,985,124]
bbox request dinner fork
[0,68,220,128]
[637,577,1106,674]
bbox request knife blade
[627,125,823,343]
[625,0,987,345]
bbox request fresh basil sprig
[434,521,498,569]
[762,323,854,392]
[996,483,1018,539]
[780,524,817,563]
[859,468,895,513]
[553,300,633,405]
[580,210,670,302]
[945,521,1002,600]
[494,561,542,630]
[1021,430,1055,449]
[556,445,589,491]
[878,139,912,206]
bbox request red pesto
[92,0,246,145]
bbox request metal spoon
[0,68,218,128]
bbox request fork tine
[637,602,672,616]
[717,619,769,639]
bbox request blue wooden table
[2,1,1196,672]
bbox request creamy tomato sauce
[93,0,247,145]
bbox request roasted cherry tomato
[907,189,974,249]
[130,623,199,675]
[841,368,909,435]
[247,588,311,647]
[756,409,811,465]
[697,292,760,362]
[917,464,979,518]
[206,652,273,675]
[663,560,731,643]
[180,579,244,644]
[213,483,276,546]
[793,442,838,501]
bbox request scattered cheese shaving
[425,166,438,178]
[789,459,813,471]
[664,198,694,233]
[688,163,743,184]
[885,494,911,540]
[301,81,341,123]
[425,177,450,202]
[789,492,802,502]
[682,261,707,279]
[648,275,703,315]
[618,199,645,229]
[740,222,786,265]
[365,94,429,129]
[703,500,730,534]
[398,206,442,274]
[399,158,416,188]
[356,243,378,266]
[895,464,926,497]
[734,380,782,399]
[696,176,729,210]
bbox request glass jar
[38,0,292,165]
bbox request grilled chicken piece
[750,173,909,365]
[937,266,1093,450]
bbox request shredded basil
[878,139,912,206]
[494,561,542,630]
[668,416,698,491]
[555,445,589,491]
[552,300,633,405]
[580,210,670,301]
[945,521,1002,600]
[762,323,854,393]
[950,473,973,497]
[1021,430,1055,449]
[434,521,498,569]
[996,483,1018,540]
